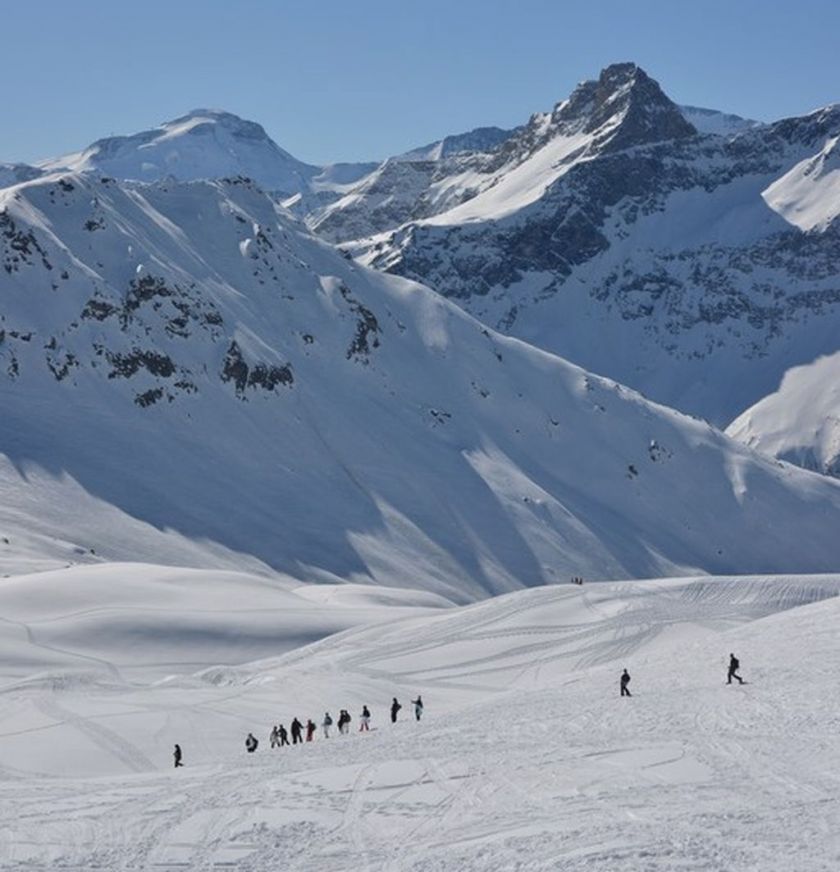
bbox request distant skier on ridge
[412,696,424,721]
[173,744,183,768]
[245,732,259,753]
[391,697,402,723]
[620,669,632,697]
[727,653,745,685]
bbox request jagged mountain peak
[549,62,696,148]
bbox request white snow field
[1,572,839,870]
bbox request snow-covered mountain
[38,109,319,196]
[35,109,376,204]
[727,351,840,477]
[314,64,840,428]
[4,171,840,596]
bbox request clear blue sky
[2,0,837,165]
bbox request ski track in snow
[1,574,840,869]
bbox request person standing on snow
[269,725,280,749]
[360,705,371,732]
[173,744,183,768]
[620,669,632,697]
[306,719,316,742]
[279,724,290,746]
[245,733,259,753]
[323,712,333,738]
[391,697,402,723]
[727,653,745,685]
[291,717,304,745]
[412,696,424,721]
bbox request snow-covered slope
[727,350,840,477]
[678,104,762,136]
[39,109,320,197]
[0,562,450,681]
[395,125,518,162]
[4,171,840,596]
[0,163,43,189]
[316,64,840,427]
[762,132,840,231]
[2,573,839,868]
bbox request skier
[269,725,280,749]
[245,732,259,753]
[323,711,333,739]
[727,653,744,685]
[360,705,371,732]
[306,719,316,742]
[412,696,424,721]
[391,697,402,723]
[620,669,632,697]
[291,717,304,745]
[279,724,290,746]
[173,744,183,768]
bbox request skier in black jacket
[391,697,402,723]
[245,733,259,753]
[727,653,744,685]
[620,669,632,697]
[173,744,183,768]
[291,717,304,744]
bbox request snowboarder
[412,696,424,721]
[323,712,333,738]
[173,744,183,768]
[391,697,402,723]
[360,705,371,732]
[291,717,304,744]
[727,653,744,685]
[279,724,289,746]
[245,732,259,753]
[270,725,280,749]
[620,669,632,697]
[306,719,316,742]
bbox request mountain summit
[553,62,697,149]
[39,109,319,196]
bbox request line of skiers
[174,654,747,766]
[619,654,746,697]
[174,696,425,766]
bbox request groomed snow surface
[1,568,839,870]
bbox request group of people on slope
[173,696,425,767]
[175,654,748,767]
[619,654,745,697]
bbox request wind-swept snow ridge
[3,170,840,596]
